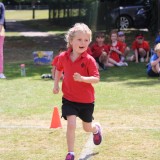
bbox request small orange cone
[50,107,62,128]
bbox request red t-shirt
[51,55,59,66]
[108,41,123,62]
[90,43,109,58]
[87,47,92,55]
[56,48,99,103]
[119,41,127,55]
[132,40,150,52]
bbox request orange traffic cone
[50,107,62,128]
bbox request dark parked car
[109,0,151,29]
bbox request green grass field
[0,10,160,160]
[1,61,160,160]
[6,10,49,20]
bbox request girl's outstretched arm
[73,72,99,84]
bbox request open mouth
[79,46,85,49]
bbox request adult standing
[0,2,6,79]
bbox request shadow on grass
[6,19,68,32]
[4,33,66,63]
[79,152,99,160]
[4,61,160,86]
[124,78,160,86]
[100,62,160,85]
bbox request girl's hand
[53,86,59,94]
[112,47,116,51]
[73,72,83,82]
[111,47,117,52]
[110,47,113,51]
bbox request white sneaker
[116,62,128,67]
[0,73,6,79]
[123,62,128,66]
[121,57,125,62]
[116,62,124,67]
[140,57,144,62]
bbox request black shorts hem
[61,97,94,122]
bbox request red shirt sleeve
[87,56,100,78]
[87,47,92,55]
[56,53,65,71]
[118,41,126,54]
[143,41,150,52]
[132,40,137,50]
[104,44,109,54]
[117,41,124,53]
[90,43,102,58]
[90,43,109,58]
[51,55,59,66]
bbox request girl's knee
[83,126,90,132]
[83,123,92,132]
[67,115,76,128]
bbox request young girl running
[53,23,102,160]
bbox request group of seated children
[90,30,128,70]
[90,30,151,70]
[50,29,160,79]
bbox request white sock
[93,130,98,134]
[68,152,74,155]
[93,126,99,134]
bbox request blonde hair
[65,23,92,48]
[154,43,160,52]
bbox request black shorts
[147,69,159,77]
[95,57,105,69]
[61,97,94,122]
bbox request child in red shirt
[90,32,108,70]
[107,30,128,67]
[118,31,130,62]
[53,23,102,160]
[129,33,150,63]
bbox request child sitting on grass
[118,31,130,62]
[90,32,108,70]
[107,30,128,67]
[129,33,150,63]
[147,43,160,77]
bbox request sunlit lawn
[0,61,160,160]
[0,10,159,160]
[6,10,49,20]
